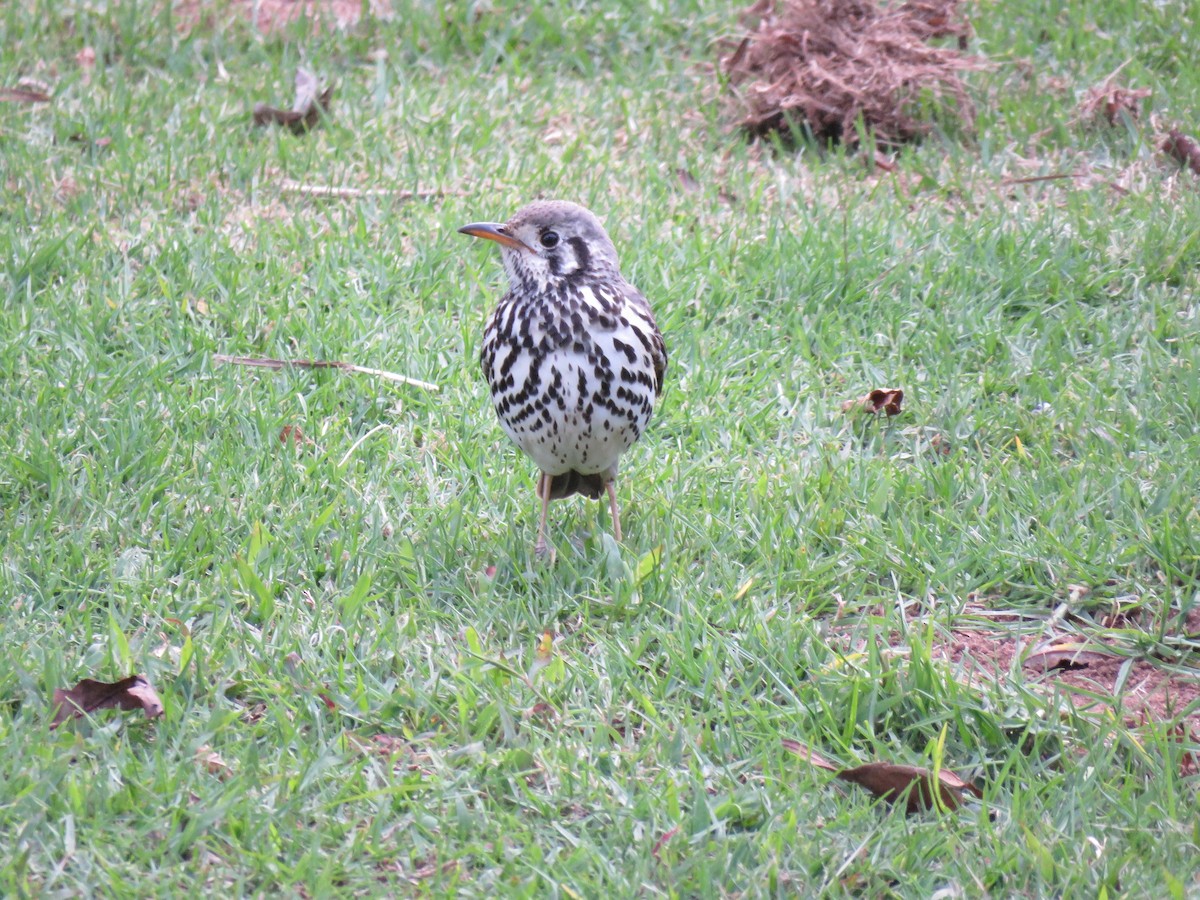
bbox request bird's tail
[546,470,607,500]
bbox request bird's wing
[622,284,667,397]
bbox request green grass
[2,0,1199,895]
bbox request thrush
[459,200,667,560]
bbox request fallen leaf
[842,388,904,417]
[51,674,163,729]
[279,424,313,446]
[1023,641,1119,673]
[1162,129,1200,176]
[837,762,982,814]
[783,739,983,813]
[196,745,232,778]
[253,68,333,134]
[526,701,557,722]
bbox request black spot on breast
[612,338,637,364]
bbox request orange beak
[457,222,532,253]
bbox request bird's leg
[534,473,555,563]
[606,481,622,543]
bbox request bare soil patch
[942,628,1200,730]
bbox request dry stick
[213,355,439,392]
[1000,173,1076,185]
[277,178,464,201]
[1000,172,1130,195]
[1,87,52,103]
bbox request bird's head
[458,200,619,293]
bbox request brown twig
[214,355,439,392]
[1,86,52,103]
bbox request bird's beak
[457,222,532,253]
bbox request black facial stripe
[568,236,590,276]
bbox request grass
[2,0,1199,895]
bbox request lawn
[2,0,1198,895]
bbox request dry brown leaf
[1162,129,1200,176]
[51,674,163,729]
[1024,641,1120,673]
[279,424,314,447]
[842,388,904,416]
[196,745,232,778]
[784,739,982,813]
[838,761,982,813]
[253,68,333,135]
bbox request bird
[459,200,667,561]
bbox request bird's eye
[540,230,560,249]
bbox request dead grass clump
[1077,69,1152,127]
[722,0,980,148]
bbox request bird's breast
[481,287,661,476]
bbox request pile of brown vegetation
[722,0,980,147]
